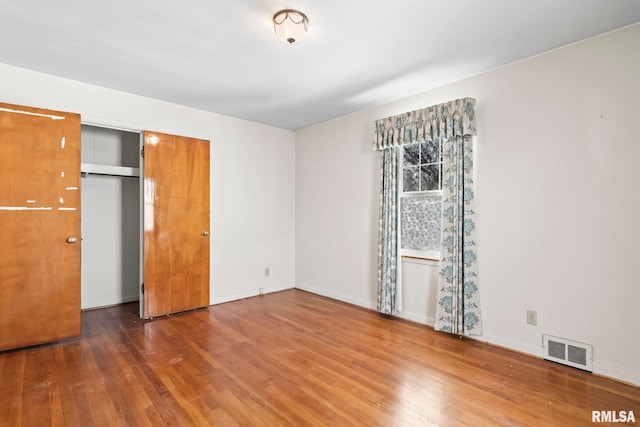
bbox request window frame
[398,140,443,261]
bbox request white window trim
[398,145,442,261]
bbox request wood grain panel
[143,131,210,318]
[0,102,81,351]
[0,290,638,426]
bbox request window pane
[420,164,440,191]
[403,143,420,166]
[401,194,442,251]
[403,166,420,192]
[421,140,441,164]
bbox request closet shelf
[80,163,140,177]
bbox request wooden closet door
[0,102,81,351]
[142,131,210,318]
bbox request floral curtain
[373,98,481,334]
[435,134,482,335]
[377,147,400,314]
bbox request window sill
[401,249,440,262]
[401,255,440,262]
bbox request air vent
[543,334,593,372]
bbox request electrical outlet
[526,310,538,326]
[264,267,270,277]
[259,287,264,296]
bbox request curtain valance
[373,97,477,151]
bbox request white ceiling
[1,1,639,130]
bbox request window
[400,140,443,260]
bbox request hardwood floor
[1,289,638,426]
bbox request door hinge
[140,146,144,158]
[141,283,144,294]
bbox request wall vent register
[543,334,593,372]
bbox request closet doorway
[80,125,141,310]
[80,126,210,319]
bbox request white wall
[81,174,140,308]
[295,23,640,385]
[0,63,296,306]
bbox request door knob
[202,231,209,236]
[66,237,78,243]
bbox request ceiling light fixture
[273,9,308,44]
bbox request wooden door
[142,131,210,318]
[0,102,81,351]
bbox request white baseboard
[396,311,435,327]
[294,284,377,311]
[296,284,436,326]
[210,284,294,306]
[82,294,139,310]
[473,332,544,359]
[593,360,640,387]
